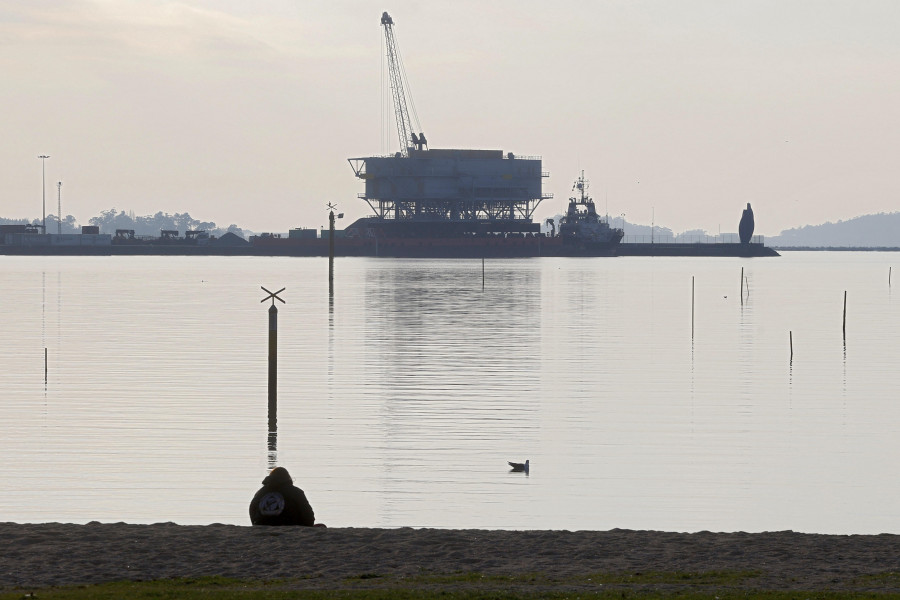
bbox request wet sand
[3,523,900,593]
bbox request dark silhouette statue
[739,203,755,244]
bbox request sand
[3,523,900,593]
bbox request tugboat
[557,171,624,252]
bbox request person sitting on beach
[249,466,316,526]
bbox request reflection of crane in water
[381,12,426,156]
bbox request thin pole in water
[328,210,335,292]
[691,276,695,339]
[44,347,48,384]
[740,267,744,305]
[842,290,847,339]
[261,287,286,425]
[789,331,793,361]
[482,257,485,289]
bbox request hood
[262,466,293,486]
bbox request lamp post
[38,155,50,233]
[57,182,62,235]
[326,203,343,293]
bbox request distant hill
[768,212,900,248]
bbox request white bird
[508,459,529,474]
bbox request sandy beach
[3,523,900,593]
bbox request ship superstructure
[558,171,624,246]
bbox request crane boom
[381,12,425,156]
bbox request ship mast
[381,12,426,156]
[573,170,589,203]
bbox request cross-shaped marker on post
[261,286,286,306]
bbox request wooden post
[261,287,285,443]
[44,348,48,384]
[842,290,847,339]
[691,276,695,339]
[268,303,277,420]
[328,210,335,291]
[789,331,793,361]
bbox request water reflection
[42,271,47,391]
[4,254,900,531]
[267,428,278,470]
[268,372,277,470]
[363,261,541,525]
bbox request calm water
[2,252,898,533]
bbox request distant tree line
[0,210,246,239]
[767,213,900,247]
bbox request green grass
[581,570,764,585]
[857,572,900,585]
[403,571,554,585]
[4,573,900,600]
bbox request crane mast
[381,12,426,157]
[348,12,548,232]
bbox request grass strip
[4,574,900,600]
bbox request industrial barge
[1,12,777,259]
[253,11,774,258]
[254,12,774,258]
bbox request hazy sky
[3,1,898,235]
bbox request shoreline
[4,523,900,593]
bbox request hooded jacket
[249,467,315,526]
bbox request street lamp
[57,181,62,235]
[38,155,50,233]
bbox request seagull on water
[508,459,529,474]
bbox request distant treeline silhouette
[1,209,246,239]
[767,212,900,248]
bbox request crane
[381,12,426,156]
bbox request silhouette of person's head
[267,466,293,484]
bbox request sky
[2,0,899,236]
